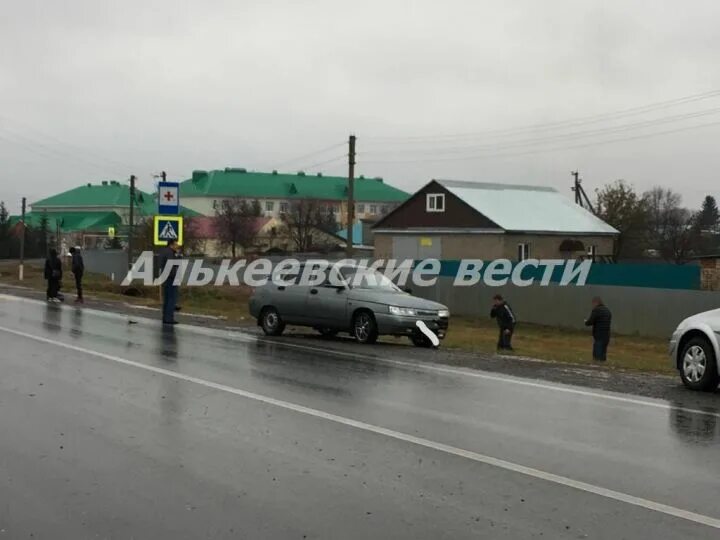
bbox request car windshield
[339,267,401,291]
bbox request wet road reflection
[2,296,720,538]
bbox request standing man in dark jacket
[490,294,516,351]
[157,239,181,325]
[44,248,63,302]
[585,296,612,361]
[69,246,84,303]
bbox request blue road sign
[154,215,184,246]
[158,181,180,215]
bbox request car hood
[348,289,448,311]
[678,308,720,332]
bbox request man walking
[157,239,181,325]
[69,246,84,303]
[490,294,516,351]
[585,296,612,361]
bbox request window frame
[426,193,445,212]
[517,242,530,261]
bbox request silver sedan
[249,265,450,347]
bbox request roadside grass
[0,261,251,320]
[443,317,673,375]
[0,260,670,374]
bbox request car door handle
[277,285,285,291]
[310,288,318,295]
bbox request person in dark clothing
[69,246,84,303]
[585,296,612,361]
[490,294,516,351]
[44,248,64,302]
[157,239,181,325]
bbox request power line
[363,119,720,164]
[294,154,347,172]
[362,106,720,157]
[0,114,138,173]
[273,142,346,169]
[0,132,125,179]
[0,127,127,178]
[365,89,720,143]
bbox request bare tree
[214,198,262,258]
[642,187,694,262]
[280,199,338,252]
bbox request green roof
[9,211,122,232]
[33,181,143,208]
[31,181,200,218]
[180,168,410,203]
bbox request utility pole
[128,175,136,270]
[572,171,581,205]
[18,197,26,281]
[571,170,596,215]
[161,171,167,182]
[346,134,356,258]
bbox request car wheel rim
[683,345,707,383]
[265,312,278,329]
[355,315,369,340]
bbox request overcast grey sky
[1,0,719,213]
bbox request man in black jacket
[157,239,181,325]
[44,248,63,302]
[490,294,516,351]
[585,296,612,361]
[69,247,84,303]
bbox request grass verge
[0,261,671,374]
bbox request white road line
[1,323,719,530]
[253,337,720,419]
[2,293,717,420]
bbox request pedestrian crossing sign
[153,215,184,246]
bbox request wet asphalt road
[1,296,719,539]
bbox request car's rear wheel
[260,307,285,336]
[316,327,338,337]
[679,337,719,391]
[352,311,378,344]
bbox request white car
[669,308,720,391]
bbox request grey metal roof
[436,179,619,235]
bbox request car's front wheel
[352,311,378,344]
[679,337,719,391]
[260,307,285,336]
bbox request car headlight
[389,306,416,316]
[438,309,450,318]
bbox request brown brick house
[372,180,618,260]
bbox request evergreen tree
[696,195,720,232]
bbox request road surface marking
[1,323,719,530]
[1,294,717,420]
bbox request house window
[265,201,275,212]
[517,243,530,261]
[381,205,388,215]
[357,203,365,214]
[369,204,378,214]
[212,200,218,209]
[279,201,289,213]
[588,245,597,260]
[426,193,445,212]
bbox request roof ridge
[436,179,557,192]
